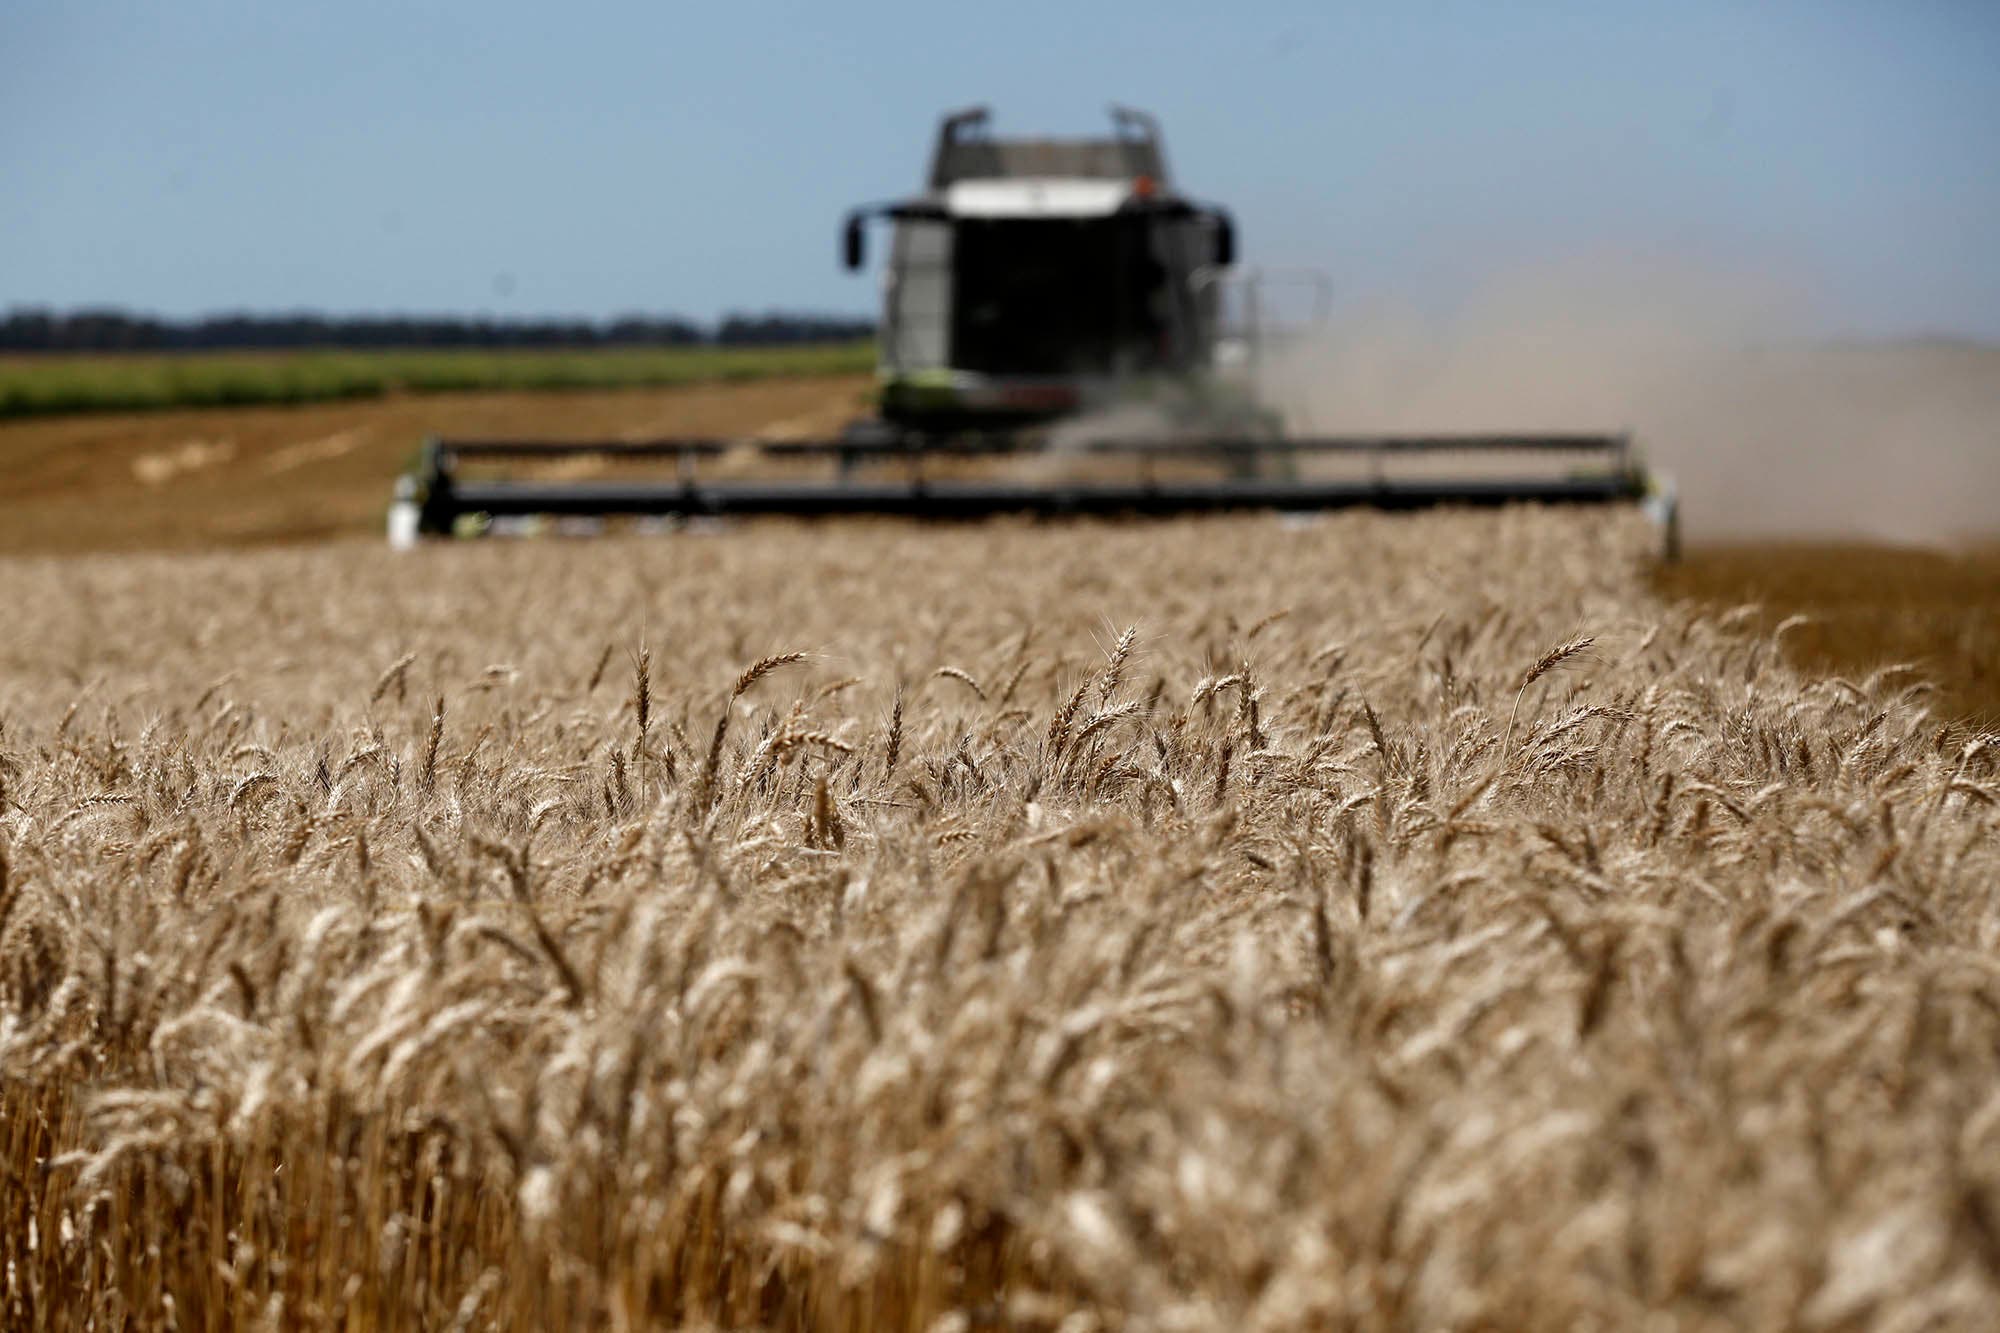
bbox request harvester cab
[391,107,1677,557]
[841,106,1242,434]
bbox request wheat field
[2,508,1997,1331]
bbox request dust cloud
[1256,259,2000,544]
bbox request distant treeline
[0,308,876,353]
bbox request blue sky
[3,1,1996,336]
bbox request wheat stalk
[1503,635,1595,754]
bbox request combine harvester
[390,107,1677,555]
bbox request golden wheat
[1,508,1996,1330]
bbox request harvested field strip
[1,509,1997,1330]
[0,342,875,419]
[1658,542,2000,728]
[0,375,873,555]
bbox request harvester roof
[904,107,1185,220]
[940,177,1133,219]
[926,105,1171,191]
